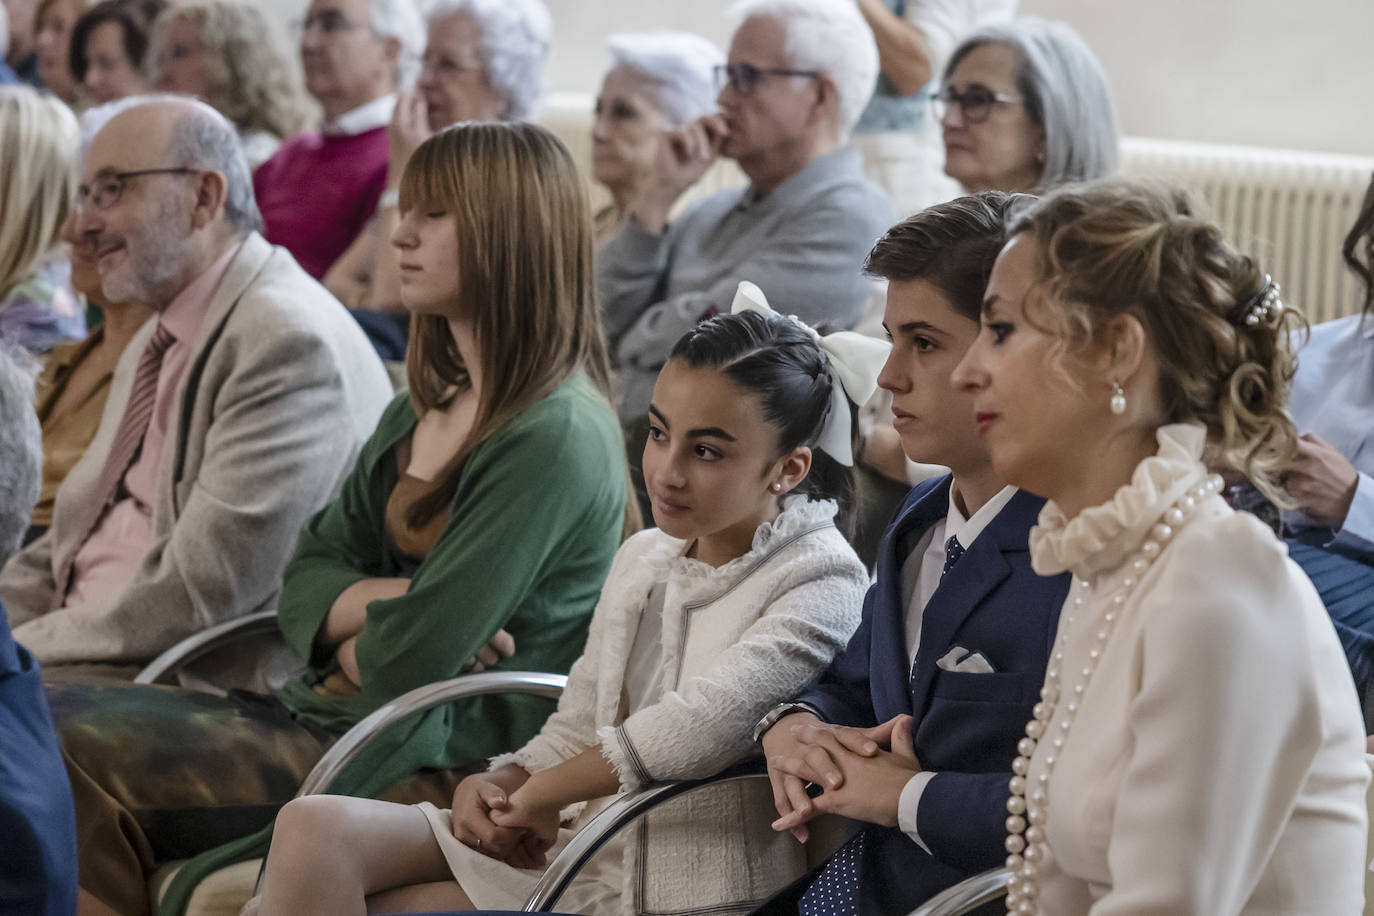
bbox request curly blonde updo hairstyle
[1009,178,1303,503]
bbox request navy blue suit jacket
[0,600,78,916]
[793,476,1069,913]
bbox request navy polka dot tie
[943,534,965,576]
[798,831,865,915]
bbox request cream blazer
[1025,424,1369,914]
[492,497,869,916]
[0,234,393,664]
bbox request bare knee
[270,796,354,867]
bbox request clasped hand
[763,713,921,842]
[448,766,559,870]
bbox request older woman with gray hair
[591,31,723,238]
[935,16,1117,194]
[860,20,1117,488]
[323,0,551,359]
[0,344,80,915]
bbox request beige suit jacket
[0,233,393,665]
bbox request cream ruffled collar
[641,496,839,586]
[1029,423,1210,579]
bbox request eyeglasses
[290,10,362,36]
[931,85,1022,124]
[76,168,200,212]
[713,63,823,97]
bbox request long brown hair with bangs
[399,121,620,529]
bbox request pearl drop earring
[1109,381,1126,416]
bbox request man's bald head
[76,95,263,309]
[91,95,262,234]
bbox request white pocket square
[936,647,996,674]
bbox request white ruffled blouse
[1024,423,1369,915]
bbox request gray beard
[101,217,195,308]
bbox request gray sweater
[600,147,894,423]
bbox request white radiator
[1121,138,1374,325]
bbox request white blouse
[1024,423,1369,914]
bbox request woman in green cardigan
[50,121,632,916]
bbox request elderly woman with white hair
[601,0,893,431]
[590,31,723,238]
[323,0,551,359]
[936,16,1117,194]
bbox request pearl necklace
[1003,473,1225,914]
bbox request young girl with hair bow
[247,286,887,916]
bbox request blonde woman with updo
[952,180,1368,914]
[0,85,84,358]
[150,0,314,170]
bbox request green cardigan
[159,372,627,915]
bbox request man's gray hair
[945,18,1119,190]
[154,95,264,233]
[0,346,41,561]
[368,0,426,91]
[109,95,263,232]
[726,0,878,142]
[605,31,723,129]
[424,0,550,121]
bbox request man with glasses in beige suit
[0,96,391,676]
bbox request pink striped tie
[51,323,177,608]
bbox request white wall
[256,0,1374,156]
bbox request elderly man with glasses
[252,0,424,279]
[599,0,894,439]
[0,95,391,681]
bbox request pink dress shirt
[64,242,242,610]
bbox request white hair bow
[730,281,890,466]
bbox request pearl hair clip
[1226,274,1282,328]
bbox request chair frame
[134,610,283,685]
[905,867,1011,916]
[294,671,569,797]
[239,671,569,899]
[145,622,1005,915]
[520,759,768,912]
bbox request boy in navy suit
[753,193,1071,914]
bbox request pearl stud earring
[770,482,782,493]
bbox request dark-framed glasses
[76,168,200,212]
[931,85,1022,124]
[713,63,823,97]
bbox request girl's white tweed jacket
[492,497,868,915]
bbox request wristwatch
[751,702,821,744]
